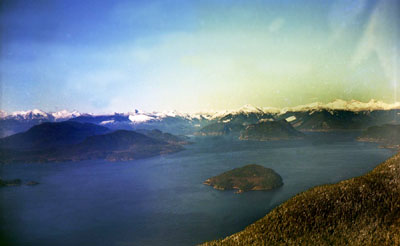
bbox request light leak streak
[394,46,398,103]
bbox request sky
[0,0,399,113]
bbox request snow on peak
[259,118,274,123]
[10,109,49,119]
[51,110,81,120]
[128,114,155,123]
[288,99,400,111]
[0,110,8,118]
[262,106,281,114]
[281,99,400,113]
[285,116,296,122]
[281,102,324,113]
[3,99,399,123]
[100,120,115,125]
[126,109,157,123]
[32,109,47,116]
[154,110,185,118]
[3,109,81,121]
[201,104,268,120]
[357,99,400,111]
[236,104,264,114]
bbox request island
[239,119,304,141]
[204,164,283,193]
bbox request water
[0,132,396,246]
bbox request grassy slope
[202,152,400,246]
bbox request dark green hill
[239,120,304,141]
[358,124,400,148]
[202,153,400,246]
[204,164,283,193]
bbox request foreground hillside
[202,152,400,245]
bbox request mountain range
[1,99,400,137]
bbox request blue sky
[1,0,399,113]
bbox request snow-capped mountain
[0,109,83,137]
[186,99,400,119]
[9,109,50,121]
[2,99,400,137]
[214,104,264,117]
[208,105,265,119]
[128,114,155,123]
[51,110,81,121]
[0,109,81,121]
[5,99,396,124]
[126,109,212,123]
[281,99,400,113]
[0,110,8,118]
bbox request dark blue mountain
[0,121,110,150]
[0,123,185,164]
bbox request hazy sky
[1,0,399,113]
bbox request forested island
[204,164,283,193]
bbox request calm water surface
[0,132,396,245]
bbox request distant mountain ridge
[0,109,81,121]
[3,99,399,122]
[358,124,400,148]
[240,120,305,140]
[2,99,400,137]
